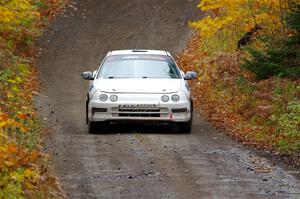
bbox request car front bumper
[88,93,191,123]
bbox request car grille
[112,108,168,118]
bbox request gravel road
[37,0,300,198]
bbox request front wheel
[86,97,89,124]
[177,120,192,133]
[88,121,97,134]
[177,103,193,133]
[88,121,108,134]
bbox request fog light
[110,95,118,102]
[92,108,107,113]
[99,94,108,102]
[161,95,169,102]
[171,94,180,102]
[172,108,187,113]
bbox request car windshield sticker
[123,56,139,59]
[107,55,171,62]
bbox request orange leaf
[7,144,17,154]
[17,112,27,119]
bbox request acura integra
[81,50,197,133]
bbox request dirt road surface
[37,0,300,198]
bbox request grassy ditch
[0,0,66,198]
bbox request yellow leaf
[0,121,8,128]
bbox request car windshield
[97,54,181,79]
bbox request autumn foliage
[179,0,300,164]
[0,0,65,198]
[190,0,296,53]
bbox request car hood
[93,79,182,93]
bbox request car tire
[177,102,193,133]
[88,121,108,134]
[88,121,97,134]
[177,120,192,133]
[86,97,89,124]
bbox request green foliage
[286,2,300,32]
[0,170,24,199]
[236,75,255,94]
[277,139,289,151]
[0,68,12,82]
[278,101,300,137]
[34,1,48,10]
[242,5,300,79]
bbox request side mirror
[180,70,185,76]
[184,71,197,80]
[92,70,97,78]
[81,71,94,80]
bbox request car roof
[109,49,169,56]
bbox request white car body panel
[109,49,168,56]
[86,50,193,123]
[93,79,182,93]
[89,93,190,122]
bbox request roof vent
[132,49,148,52]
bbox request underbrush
[179,0,299,165]
[0,0,66,198]
[177,35,299,165]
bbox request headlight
[161,95,169,102]
[110,95,118,102]
[171,94,180,102]
[99,94,108,102]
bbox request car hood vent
[94,79,181,93]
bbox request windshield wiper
[107,76,131,79]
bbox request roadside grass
[0,0,66,198]
[177,35,300,165]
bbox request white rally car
[81,50,197,133]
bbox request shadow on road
[90,123,186,135]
